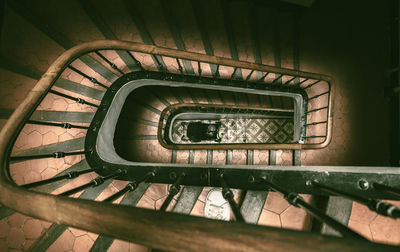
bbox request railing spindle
[294,78,309,86]
[152,54,164,72]
[214,64,220,78]
[67,65,108,89]
[49,90,99,107]
[219,174,245,222]
[103,171,155,203]
[11,151,86,161]
[305,121,328,126]
[283,76,296,85]
[160,172,185,211]
[126,51,142,68]
[304,135,326,139]
[262,177,365,240]
[258,72,269,82]
[303,80,321,89]
[95,51,124,74]
[27,120,89,129]
[230,67,238,80]
[59,169,125,197]
[306,106,329,114]
[245,70,254,81]
[197,61,202,76]
[272,74,283,84]
[308,91,330,100]
[176,58,183,74]
[22,168,94,189]
[309,181,400,219]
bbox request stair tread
[28,179,115,252]
[90,182,150,252]
[240,190,269,224]
[321,196,353,237]
[54,79,105,101]
[30,110,94,123]
[11,137,85,160]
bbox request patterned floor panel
[170,118,294,144]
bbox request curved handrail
[0,40,379,252]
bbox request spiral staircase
[0,0,399,251]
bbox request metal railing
[1,40,399,251]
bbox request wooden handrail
[0,40,382,251]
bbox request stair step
[269,150,277,165]
[28,179,114,252]
[321,196,353,236]
[11,137,85,162]
[31,110,94,123]
[240,190,269,224]
[1,159,90,220]
[54,79,105,101]
[90,182,150,251]
[0,55,104,101]
[173,186,203,214]
[79,55,119,83]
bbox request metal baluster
[67,65,108,89]
[283,76,296,85]
[103,171,155,203]
[306,106,329,114]
[27,120,89,129]
[176,58,183,74]
[309,181,400,219]
[126,51,143,70]
[245,70,254,81]
[197,61,202,76]
[22,169,94,189]
[305,121,328,126]
[262,178,365,240]
[160,172,185,211]
[258,72,269,82]
[219,173,245,222]
[272,74,283,84]
[11,151,86,161]
[152,54,165,72]
[49,90,99,107]
[230,67,238,80]
[308,91,330,100]
[214,64,220,78]
[303,79,321,89]
[373,183,400,197]
[304,135,326,138]
[95,51,124,74]
[59,169,125,197]
[294,78,309,86]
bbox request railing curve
[0,40,389,252]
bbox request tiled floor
[171,118,294,144]
[0,0,398,251]
[348,201,400,244]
